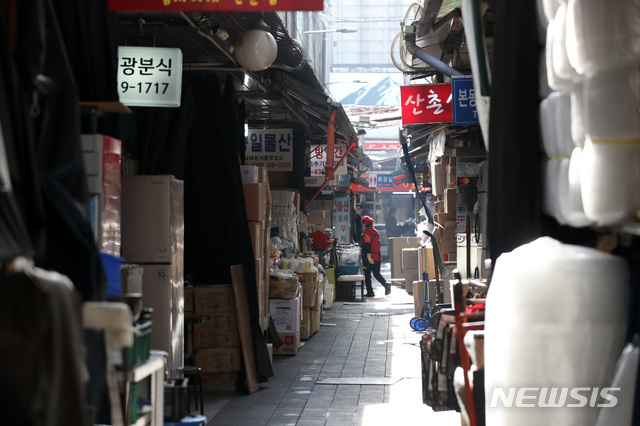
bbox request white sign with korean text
[309,143,348,177]
[245,129,293,171]
[117,47,183,107]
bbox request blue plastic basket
[100,251,124,298]
[338,265,360,275]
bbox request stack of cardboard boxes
[186,285,243,391]
[241,166,272,332]
[431,156,458,262]
[297,270,323,341]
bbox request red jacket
[362,226,382,261]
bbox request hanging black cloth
[11,1,111,423]
[182,71,273,381]
[49,0,119,103]
[486,0,543,262]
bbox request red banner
[109,0,323,12]
[401,84,453,125]
[364,142,401,150]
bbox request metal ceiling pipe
[404,24,463,78]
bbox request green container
[128,320,152,368]
[130,382,139,424]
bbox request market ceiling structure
[116,11,358,147]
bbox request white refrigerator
[121,175,184,377]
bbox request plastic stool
[179,366,204,415]
[337,274,366,301]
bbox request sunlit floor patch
[316,377,402,385]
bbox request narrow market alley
[199,263,460,425]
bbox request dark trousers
[363,260,387,294]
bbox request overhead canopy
[115,11,357,145]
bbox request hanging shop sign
[109,0,323,12]
[245,129,293,171]
[117,46,183,108]
[452,75,479,125]
[332,197,350,245]
[308,143,348,178]
[400,83,453,125]
[377,174,394,188]
[364,141,402,150]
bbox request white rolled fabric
[485,237,629,426]
[552,5,580,83]
[580,139,640,225]
[565,147,592,227]
[566,0,640,75]
[542,158,562,222]
[569,79,585,148]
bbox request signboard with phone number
[245,129,293,171]
[309,143,348,177]
[117,46,183,107]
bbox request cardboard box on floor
[274,333,300,355]
[389,237,420,279]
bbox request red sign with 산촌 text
[109,0,323,12]
[401,84,453,125]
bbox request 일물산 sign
[117,47,183,108]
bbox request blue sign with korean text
[377,174,394,188]
[452,76,479,125]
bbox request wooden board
[230,264,261,394]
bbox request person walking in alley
[361,215,391,297]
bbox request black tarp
[125,70,273,383]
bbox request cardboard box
[435,200,445,214]
[311,308,321,334]
[444,222,457,239]
[192,329,241,349]
[194,348,242,373]
[243,183,267,222]
[417,247,436,282]
[313,280,324,312]
[202,372,240,392]
[269,297,301,334]
[255,257,264,289]
[390,237,420,278]
[401,248,419,270]
[430,161,446,196]
[248,222,263,259]
[184,286,195,313]
[193,285,235,314]
[274,333,300,355]
[297,272,318,309]
[300,308,311,340]
[121,264,143,294]
[434,212,456,224]
[412,280,442,317]
[403,267,420,294]
[444,188,457,213]
[446,164,457,188]
[193,312,238,333]
[269,275,301,299]
[240,165,259,183]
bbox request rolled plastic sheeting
[566,0,640,75]
[485,237,629,426]
[580,139,640,225]
[565,147,592,227]
[594,335,640,426]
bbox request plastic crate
[338,265,360,275]
[164,378,189,422]
[126,320,152,368]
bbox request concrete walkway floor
[199,263,462,426]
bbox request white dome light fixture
[234,19,278,71]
